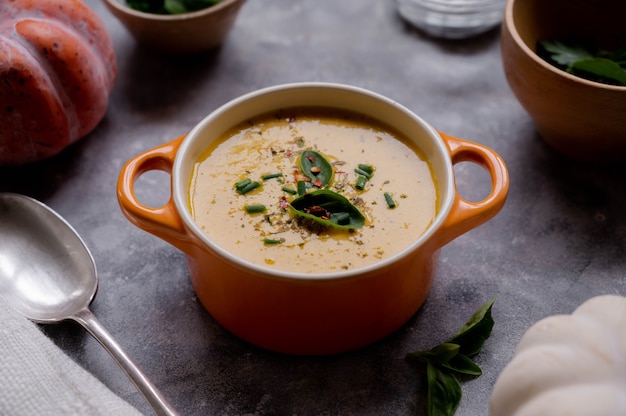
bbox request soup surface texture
[189,108,438,274]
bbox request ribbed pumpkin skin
[0,0,117,165]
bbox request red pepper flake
[312,179,323,188]
[305,155,316,162]
[294,172,311,182]
[279,196,289,209]
[305,205,331,218]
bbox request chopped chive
[297,180,307,196]
[355,175,368,190]
[264,238,283,245]
[354,168,371,179]
[234,178,251,191]
[358,164,374,175]
[282,186,297,195]
[238,181,260,195]
[384,192,396,209]
[261,173,283,180]
[245,204,267,214]
[330,212,350,225]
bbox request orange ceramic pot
[501,0,626,162]
[117,83,509,355]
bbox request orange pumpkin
[0,0,117,166]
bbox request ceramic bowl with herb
[501,0,626,162]
[102,0,246,55]
[117,83,509,355]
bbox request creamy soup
[188,108,438,274]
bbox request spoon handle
[72,308,180,416]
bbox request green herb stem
[358,164,374,175]
[245,204,267,214]
[354,168,372,179]
[235,178,251,191]
[262,173,283,180]
[384,192,396,209]
[238,181,260,195]
[355,175,368,190]
[297,181,307,196]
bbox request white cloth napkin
[0,299,144,416]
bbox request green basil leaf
[407,343,459,366]
[126,0,167,13]
[164,0,187,13]
[426,362,462,416]
[126,0,220,14]
[569,57,626,86]
[598,47,626,66]
[441,354,482,377]
[538,40,593,68]
[289,190,365,230]
[183,0,221,11]
[299,150,334,189]
[446,298,495,358]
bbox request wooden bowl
[501,0,626,162]
[102,0,246,55]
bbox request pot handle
[433,131,510,248]
[116,135,195,253]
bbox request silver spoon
[0,193,179,416]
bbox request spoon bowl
[0,193,96,323]
[0,193,178,416]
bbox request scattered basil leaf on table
[406,298,496,416]
[426,362,463,416]
[290,190,365,231]
[537,40,626,86]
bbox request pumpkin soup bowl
[501,0,626,162]
[117,83,509,355]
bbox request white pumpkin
[489,294,626,416]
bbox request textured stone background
[2,0,625,415]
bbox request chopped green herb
[244,204,266,214]
[282,186,297,195]
[355,175,368,190]
[329,211,350,225]
[263,238,283,245]
[237,181,260,195]
[297,180,307,196]
[234,178,251,191]
[261,173,283,180]
[384,192,396,209]
[358,164,374,175]
[354,168,372,179]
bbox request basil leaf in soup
[290,190,365,231]
[299,150,334,188]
